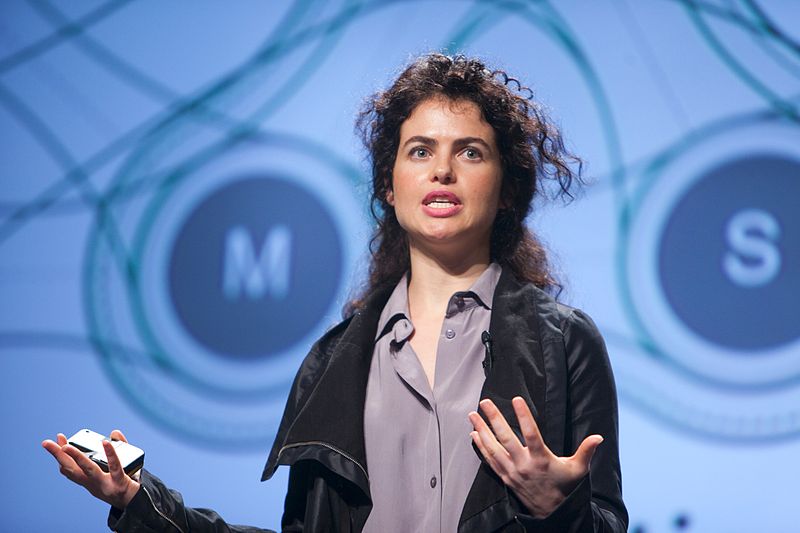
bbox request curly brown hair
[346,53,582,315]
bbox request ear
[386,188,395,206]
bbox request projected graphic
[623,119,800,441]
[85,136,362,445]
[2,1,798,531]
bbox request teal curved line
[534,0,628,208]
[63,0,335,199]
[747,29,800,81]
[583,92,800,196]
[0,82,94,190]
[657,1,800,77]
[0,330,180,369]
[0,0,135,74]
[662,0,800,62]
[663,0,769,35]
[0,81,131,276]
[738,0,800,80]
[0,0,340,242]
[600,317,800,394]
[616,378,800,444]
[27,0,180,102]
[229,0,365,129]
[0,103,211,241]
[442,2,508,52]
[21,0,325,105]
[96,0,356,214]
[740,0,800,54]
[680,0,799,121]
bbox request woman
[44,53,627,532]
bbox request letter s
[722,208,781,287]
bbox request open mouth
[421,191,463,217]
[422,191,461,208]
[426,200,457,209]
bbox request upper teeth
[428,200,454,208]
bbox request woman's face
[389,96,503,257]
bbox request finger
[63,444,104,479]
[109,429,128,443]
[42,439,61,456]
[572,434,603,471]
[43,441,89,484]
[470,430,506,476]
[103,440,127,485]
[469,411,514,474]
[42,440,72,465]
[478,399,526,462]
[470,430,493,463]
[57,433,68,446]
[511,396,546,454]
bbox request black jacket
[108,269,627,532]
[265,268,626,532]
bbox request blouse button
[430,476,437,488]
[445,329,456,339]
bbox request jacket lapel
[264,285,393,498]
[459,268,552,530]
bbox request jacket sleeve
[107,469,276,533]
[514,308,628,532]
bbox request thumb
[109,429,128,443]
[572,434,603,469]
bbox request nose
[432,156,455,184]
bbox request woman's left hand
[468,397,603,518]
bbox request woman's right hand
[42,429,141,510]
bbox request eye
[410,146,430,159]
[463,147,483,160]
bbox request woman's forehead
[400,96,494,140]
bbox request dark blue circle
[658,154,800,351]
[168,176,343,359]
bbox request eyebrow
[401,135,494,153]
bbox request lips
[421,190,462,217]
[422,190,461,207]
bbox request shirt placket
[430,294,471,532]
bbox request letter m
[223,225,291,300]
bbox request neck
[406,241,491,319]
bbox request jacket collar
[263,282,394,495]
